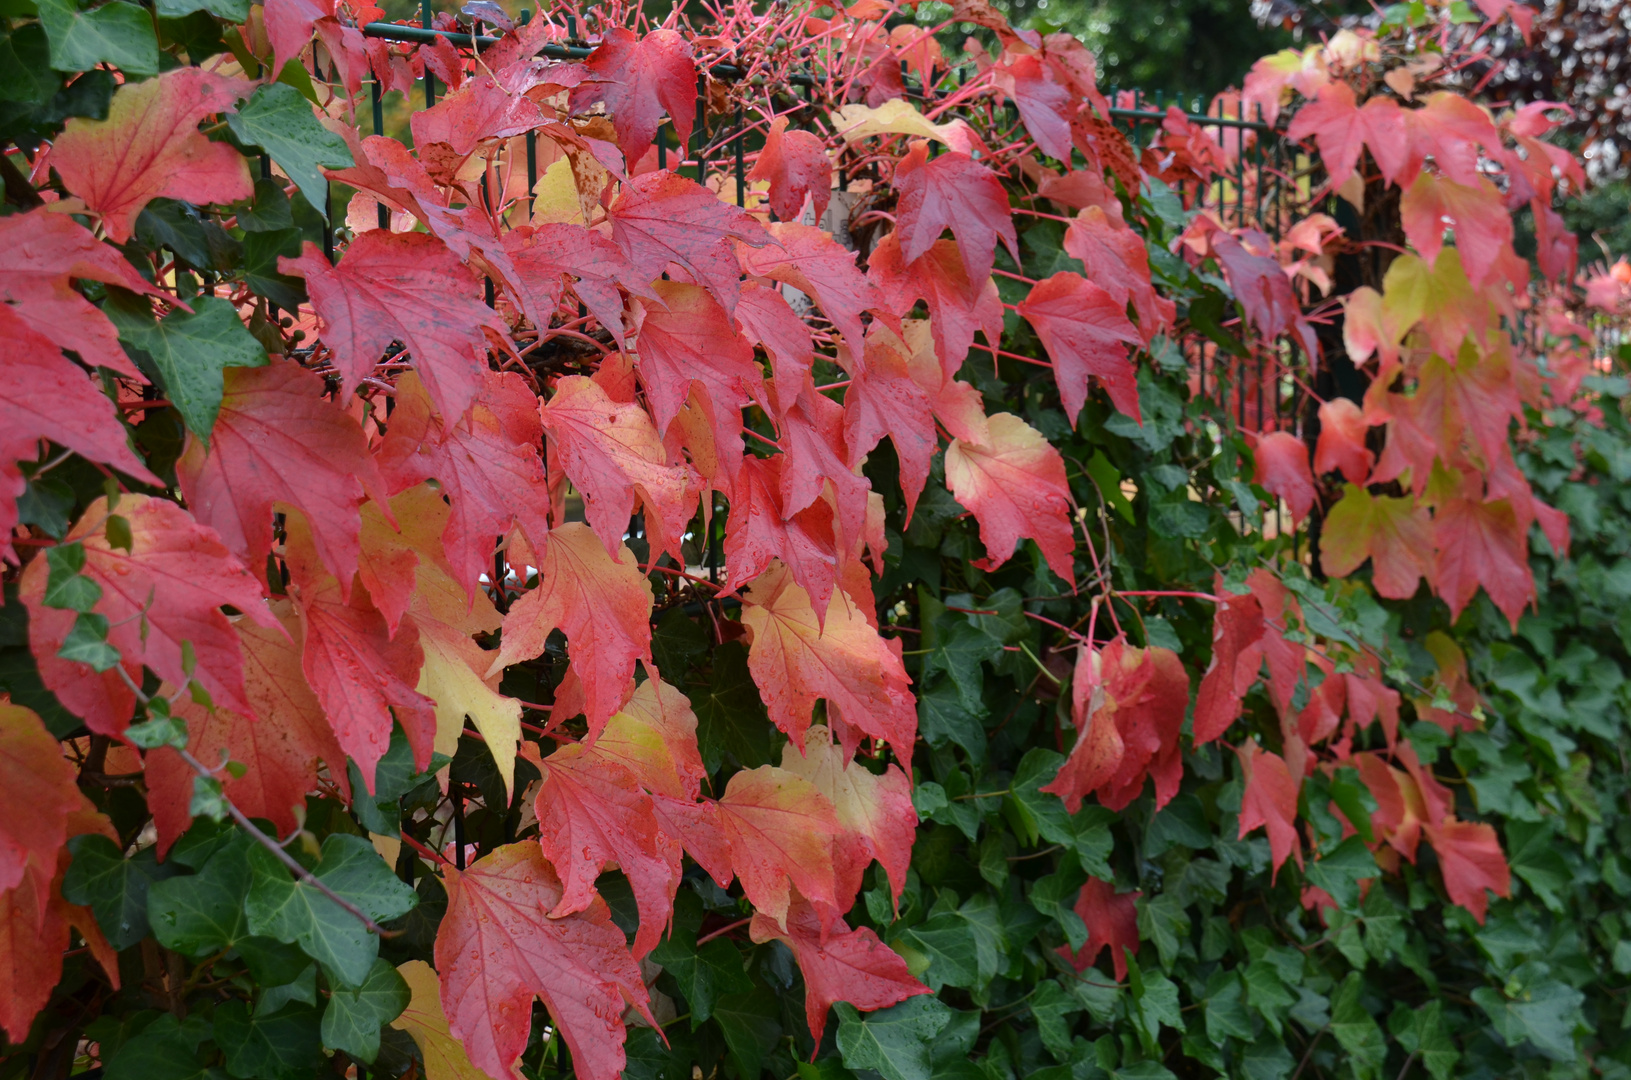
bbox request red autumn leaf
[725,456,842,616]
[1208,229,1319,359]
[410,74,546,160]
[146,601,350,854]
[893,141,1019,289]
[282,512,436,790]
[570,28,695,166]
[1044,638,1190,813]
[1406,92,1502,189]
[747,116,833,225]
[1321,485,1432,600]
[1058,876,1140,982]
[1017,271,1142,424]
[1,812,120,1043]
[283,232,508,425]
[1399,173,1512,288]
[1235,740,1303,879]
[436,841,655,1080]
[995,54,1076,162]
[0,208,162,379]
[1253,431,1317,527]
[177,360,386,592]
[489,523,653,739]
[1062,207,1173,340]
[750,896,928,1045]
[1359,96,1413,187]
[741,561,916,761]
[20,495,275,734]
[634,280,765,448]
[378,371,552,600]
[263,0,333,75]
[541,375,701,561]
[1424,820,1510,923]
[842,333,938,517]
[892,320,990,446]
[1043,645,1124,810]
[1246,569,1304,722]
[0,307,161,564]
[504,223,649,350]
[517,741,681,959]
[781,724,917,903]
[943,412,1076,585]
[590,676,707,802]
[1312,398,1374,484]
[778,380,875,544]
[1192,587,1265,745]
[868,233,1004,378]
[1286,81,1365,191]
[1353,752,1429,862]
[736,279,818,401]
[716,764,844,927]
[608,171,770,315]
[737,223,887,356]
[1432,493,1535,628]
[0,705,84,903]
[49,68,252,244]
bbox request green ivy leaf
[835,996,953,1080]
[226,84,354,220]
[107,293,268,443]
[103,1013,223,1080]
[649,927,752,1027]
[43,542,99,613]
[146,834,252,957]
[713,989,782,1080]
[1328,973,1386,1080]
[35,0,158,76]
[63,834,175,950]
[243,833,418,989]
[320,957,410,1063]
[214,1000,324,1080]
[154,0,248,23]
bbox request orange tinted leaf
[489,523,653,739]
[944,413,1076,586]
[519,741,681,958]
[1058,877,1140,981]
[1321,485,1432,600]
[780,725,916,902]
[283,233,507,424]
[178,360,386,592]
[541,375,701,562]
[378,371,552,600]
[842,334,938,517]
[1235,740,1303,879]
[725,456,842,617]
[592,677,706,801]
[283,513,435,790]
[740,561,916,761]
[717,764,843,927]
[1399,174,1512,288]
[750,897,927,1045]
[1312,398,1374,484]
[634,280,764,458]
[0,706,83,902]
[868,233,1004,377]
[147,601,350,853]
[1432,494,1534,628]
[435,842,654,1080]
[50,68,252,243]
[1062,207,1172,340]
